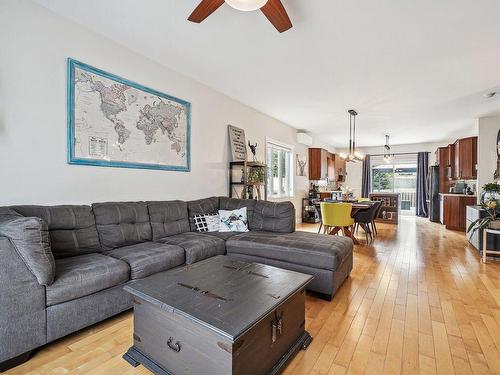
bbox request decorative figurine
[248,141,258,162]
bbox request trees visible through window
[266,140,293,198]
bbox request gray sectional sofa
[0,197,353,371]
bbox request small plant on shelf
[247,166,265,183]
[467,198,500,233]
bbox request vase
[481,191,500,204]
[489,220,500,230]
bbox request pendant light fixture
[340,109,364,162]
[383,134,393,163]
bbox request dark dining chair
[353,201,381,244]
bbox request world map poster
[67,59,190,171]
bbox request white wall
[340,140,457,197]
[0,0,317,220]
[478,116,500,199]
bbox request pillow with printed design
[219,207,249,232]
[193,213,220,232]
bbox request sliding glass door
[371,154,418,215]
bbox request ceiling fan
[188,0,293,33]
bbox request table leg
[343,226,360,245]
[483,230,487,263]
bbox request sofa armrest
[0,215,55,286]
[250,201,296,233]
[0,236,47,363]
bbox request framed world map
[67,59,190,171]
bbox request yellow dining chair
[320,202,355,239]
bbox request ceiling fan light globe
[225,0,268,11]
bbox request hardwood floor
[6,216,500,375]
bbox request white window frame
[266,137,294,199]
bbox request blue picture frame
[67,58,191,172]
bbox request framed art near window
[67,58,191,171]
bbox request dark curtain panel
[361,155,371,198]
[416,152,429,217]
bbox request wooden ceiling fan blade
[260,0,292,33]
[188,0,225,23]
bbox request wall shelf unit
[229,161,267,200]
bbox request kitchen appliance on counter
[450,182,467,194]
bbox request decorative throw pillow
[193,213,220,232]
[219,207,249,232]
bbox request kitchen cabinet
[442,194,477,231]
[436,147,450,193]
[309,148,347,181]
[454,136,477,180]
[308,148,328,180]
[327,153,335,180]
[334,156,346,182]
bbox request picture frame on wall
[67,58,191,171]
[296,154,307,177]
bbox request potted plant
[467,198,500,234]
[481,183,500,204]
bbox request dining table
[313,200,374,245]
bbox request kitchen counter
[439,193,476,197]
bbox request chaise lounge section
[0,197,353,371]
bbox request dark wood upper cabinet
[454,136,477,180]
[308,148,345,181]
[308,148,328,180]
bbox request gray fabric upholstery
[93,202,152,250]
[0,215,55,286]
[227,252,352,297]
[148,201,190,240]
[226,231,353,271]
[104,242,185,279]
[250,201,295,233]
[11,205,100,258]
[187,197,219,231]
[0,237,46,362]
[202,231,240,241]
[47,284,133,342]
[156,232,226,264]
[218,197,256,223]
[46,253,129,306]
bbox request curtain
[361,155,371,198]
[416,152,429,217]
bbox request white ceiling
[35,0,500,147]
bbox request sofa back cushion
[187,197,219,231]
[92,202,151,250]
[11,205,101,258]
[148,201,190,241]
[250,201,295,233]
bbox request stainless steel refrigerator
[428,165,440,222]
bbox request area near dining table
[312,200,378,245]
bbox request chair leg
[318,223,323,234]
[372,220,378,235]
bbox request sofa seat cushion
[155,232,225,264]
[104,242,185,280]
[47,253,129,306]
[202,231,239,241]
[226,231,353,271]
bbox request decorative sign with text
[228,125,247,161]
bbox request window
[371,153,417,214]
[266,139,294,198]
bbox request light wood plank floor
[6,216,500,375]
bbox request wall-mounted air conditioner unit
[296,132,313,146]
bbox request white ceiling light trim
[225,0,268,11]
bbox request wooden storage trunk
[123,256,313,375]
